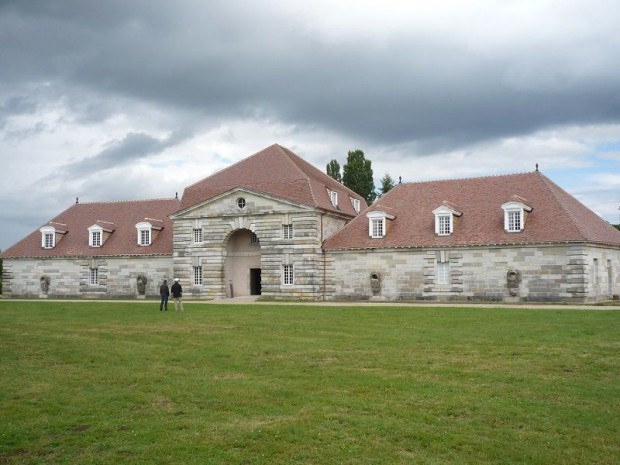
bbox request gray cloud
[2,0,618,152]
[56,129,193,178]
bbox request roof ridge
[274,144,320,208]
[536,171,588,240]
[278,144,365,200]
[76,198,179,205]
[183,144,283,190]
[402,170,535,186]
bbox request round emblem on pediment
[236,197,246,209]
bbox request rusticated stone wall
[324,244,620,303]
[172,191,350,300]
[2,255,173,298]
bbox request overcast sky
[1,0,619,250]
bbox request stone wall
[2,256,173,298]
[325,243,620,303]
[172,191,350,300]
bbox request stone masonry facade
[2,256,173,299]
[171,190,349,300]
[324,244,620,303]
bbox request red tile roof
[178,144,366,216]
[1,198,180,258]
[324,171,620,250]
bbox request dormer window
[92,230,102,247]
[432,203,462,236]
[140,229,151,245]
[40,226,56,249]
[39,224,67,249]
[501,199,532,233]
[88,221,114,248]
[88,225,103,247]
[136,222,153,246]
[366,211,395,238]
[329,190,338,207]
[351,197,361,213]
[371,218,384,237]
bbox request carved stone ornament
[506,269,521,297]
[137,274,148,295]
[40,275,50,294]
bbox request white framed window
[351,197,361,213]
[92,231,101,247]
[193,228,203,243]
[88,225,104,247]
[437,214,451,236]
[136,222,153,246]
[44,233,54,248]
[140,229,151,245]
[437,261,450,285]
[501,200,531,233]
[371,218,384,238]
[89,267,98,285]
[507,210,521,231]
[282,264,294,285]
[432,204,461,236]
[40,226,56,249]
[193,266,203,285]
[329,190,338,207]
[283,224,293,240]
[366,211,394,238]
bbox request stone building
[0,198,179,298]
[169,144,365,300]
[323,171,620,302]
[2,144,619,302]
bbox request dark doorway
[250,268,262,295]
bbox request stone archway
[225,229,261,297]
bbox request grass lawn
[0,301,618,465]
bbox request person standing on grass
[159,279,170,311]
[171,278,184,311]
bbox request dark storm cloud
[53,129,193,179]
[1,0,619,151]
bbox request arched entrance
[225,229,261,297]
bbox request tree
[326,159,341,182]
[379,172,395,196]
[342,150,376,204]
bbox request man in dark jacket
[171,278,184,311]
[159,279,170,311]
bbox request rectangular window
[283,224,293,240]
[371,218,384,238]
[89,268,98,285]
[330,190,338,207]
[593,258,599,284]
[282,264,294,285]
[91,231,101,247]
[250,232,259,244]
[44,233,54,248]
[507,210,521,232]
[193,266,203,285]
[437,261,450,285]
[351,198,361,213]
[140,229,151,245]
[193,228,203,243]
[438,215,451,236]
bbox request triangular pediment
[172,187,315,219]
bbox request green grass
[0,301,618,464]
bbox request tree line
[326,150,396,205]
